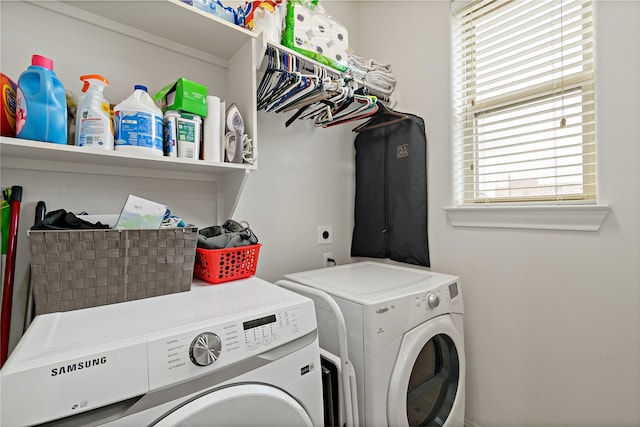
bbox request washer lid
[8,277,309,363]
[284,262,458,305]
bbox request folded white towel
[349,53,392,73]
[349,53,397,97]
[364,71,396,95]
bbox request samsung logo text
[51,357,107,376]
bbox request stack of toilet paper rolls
[292,3,348,69]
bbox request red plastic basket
[194,244,262,284]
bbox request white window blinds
[451,0,596,204]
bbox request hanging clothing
[351,112,430,267]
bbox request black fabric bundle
[31,209,110,230]
[197,219,258,249]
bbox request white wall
[352,1,640,426]
[234,111,355,281]
[234,2,360,282]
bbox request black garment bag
[351,112,430,267]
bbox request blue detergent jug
[15,54,67,144]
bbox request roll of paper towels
[203,95,221,162]
[295,4,311,25]
[295,5,313,43]
[331,24,349,50]
[314,41,330,56]
[325,45,346,64]
[308,13,332,39]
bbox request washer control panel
[413,282,461,311]
[244,313,278,350]
[414,290,442,309]
[189,332,222,366]
[364,278,462,355]
[426,292,440,309]
[147,303,312,390]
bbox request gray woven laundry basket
[27,227,198,315]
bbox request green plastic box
[154,78,208,118]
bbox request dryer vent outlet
[317,226,332,244]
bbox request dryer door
[387,315,465,427]
[152,383,314,426]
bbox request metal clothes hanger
[312,85,375,127]
[351,102,409,132]
[324,104,380,128]
[258,49,300,110]
[272,64,326,113]
[280,79,345,127]
[257,46,289,110]
[283,89,342,127]
[259,45,382,129]
[313,90,362,126]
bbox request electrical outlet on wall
[318,226,332,244]
[323,252,334,268]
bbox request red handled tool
[1,185,22,368]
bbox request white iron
[225,104,244,163]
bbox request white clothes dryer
[0,278,324,426]
[285,261,465,427]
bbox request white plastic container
[164,110,201,160]
[75,74,114,150]
[114,85,163,156]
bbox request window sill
[443,204,611,231]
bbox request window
[451,0,596,205]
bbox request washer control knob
[427,293,440,309]
[189,332,222,367]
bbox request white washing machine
[0,278,324,426]
[284,261,465,427]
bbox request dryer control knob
[427,293,440,309]
[189,332,222,366]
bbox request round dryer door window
[388,316,465,426]
[152,384,314,426]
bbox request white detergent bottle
[76,74,114,150]
[114,84,163,156]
